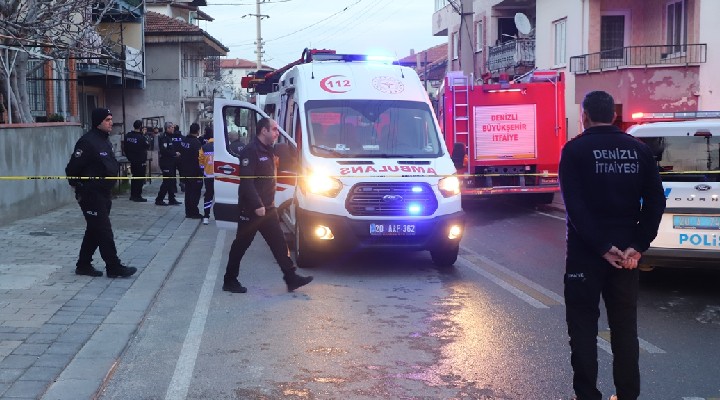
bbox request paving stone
[0,369,24,384]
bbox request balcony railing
[487,38,535,73]
[570,44,707,73]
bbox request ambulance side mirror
[451,142,466,169]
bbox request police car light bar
[631,111,720,120]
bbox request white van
[213,53,465,268]
[626,116,720,269]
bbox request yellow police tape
[0,170,717,181]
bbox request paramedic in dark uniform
[559,91,665,400]
[124,119,149,202]
[223,117,313,294]
[179,123,204,218]
[66,108,137,278]
[155,122,182,206]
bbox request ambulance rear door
[212,98,297,230]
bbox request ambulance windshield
[638,136,720,182]
[305,100,443,158]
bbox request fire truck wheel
[532,193,555,205]
[294,217,319,269]
[430,245,459,268]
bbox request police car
[626,112,720,270]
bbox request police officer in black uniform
[124,119,150,202]
[559,91,665,400]
[172,125,185,193]
[223,117,313,294]
[155,122,182,206]
[66,108,137,278]
[179,123,203,218]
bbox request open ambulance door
[212,98,298,230]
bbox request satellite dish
[514,13,533,35]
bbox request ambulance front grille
[345,182,438,217]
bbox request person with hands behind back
[558,91,665,400]
[222,117,313,294]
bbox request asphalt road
[97,197,720,400]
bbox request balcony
[487,38,535,74]
[570,44,707,73]
[76,45,144,88]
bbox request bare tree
[0,0,134,123]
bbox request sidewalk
[0,180,201,400]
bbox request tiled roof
[397,42,447,66]
[219,58,273,70]
[145,11,228,53]
[145,11,203,34]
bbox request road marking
[459,247,565,307]
[598,331,666,354]
[458,246,666,355]
[165,230,226,400]
[535,210,565,221]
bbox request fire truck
[437,70,566,204]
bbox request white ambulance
[213,52,465,268]
[626,113,720,270]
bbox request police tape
[0,170,718,181]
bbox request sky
[199,0,447,69]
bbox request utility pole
[243,0,269,69]
[459,0,474,79]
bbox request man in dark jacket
[155,122,182,206]
[65,108,137,278]
[559,91,666,400]
[223,117,313,293]
[179,123,203,218]
[124,119,150,202]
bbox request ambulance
[626,112,720,270]
[213,50,465,268]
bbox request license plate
[369,223,416,236]
[673,215,720,230]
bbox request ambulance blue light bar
[631,111,720,120]
[312,53,395,64]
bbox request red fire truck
[438,70,566,204]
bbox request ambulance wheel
[294,218,319,269]
[430,245,459,268]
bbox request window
[435,0,449,12]
[27,60,46,117]
[666,0,687,54]
[600,12,629,68]
[553,18,567,66]
[475,20,483,52]
[452,32,459,60]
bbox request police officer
[65,108,137,278]
[223,117,313,293]
[179,123,203,219]
[124,120,150,202]
[559,91,665,400]
[172,125,185,193]
[155,122,182,206]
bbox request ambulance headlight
[438,176,461,198]
[304,173,343,198]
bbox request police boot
[106,264,137,278]
[75,264,103,277]
[283,272,313,292]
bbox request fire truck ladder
[450,74,472,163]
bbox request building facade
[432,0,720,138]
